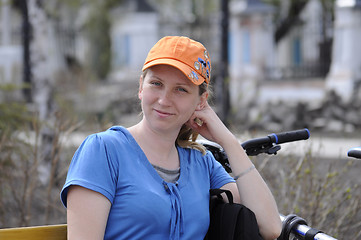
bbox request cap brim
[142,58,206,85]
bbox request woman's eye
[151,81,162,86]
[177,87,187,93]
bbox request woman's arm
[67,186,111,240]
[219,138,282,240]
[188,102,282,240]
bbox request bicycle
[200,128,338,240]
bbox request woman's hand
[187,102,236,146]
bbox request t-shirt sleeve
[206,151,235,189]
[60,133,119,207]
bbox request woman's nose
[158,89,172,106]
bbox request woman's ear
[196,92,208,110]
[138,75,144,100]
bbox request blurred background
[0,0,360,238]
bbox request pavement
[273,135,361,161]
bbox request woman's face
[139,65,207,134]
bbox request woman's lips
[154,109,174,117]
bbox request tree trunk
[27,0,58,223]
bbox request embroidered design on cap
[204,50,209,59]
[194,61,200,70]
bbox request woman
[61,36,282,240]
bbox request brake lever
[267,144,281,154]
[245,144,281,156]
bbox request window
[242,31,251,64]
[292,37,302,65]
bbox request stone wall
[243,86,361,134]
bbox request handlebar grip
[268,128,310,144]
[347,147,361,159]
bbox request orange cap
[142,36,211,85]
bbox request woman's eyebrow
[175,78,193,85]
[175,82,191,86]
[148,75,163,81]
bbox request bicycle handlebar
[347,147,361,159]
[269,128,310,144]
[279,214,337,240]
[198,128,311,172]
[241,128,310,156]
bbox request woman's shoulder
[95,125,127,138]
[84,126,132,147]
[178,146,214,164]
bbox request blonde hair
[141,69,209,155]
[176,81,209,155]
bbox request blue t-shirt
[61,126,234,240]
